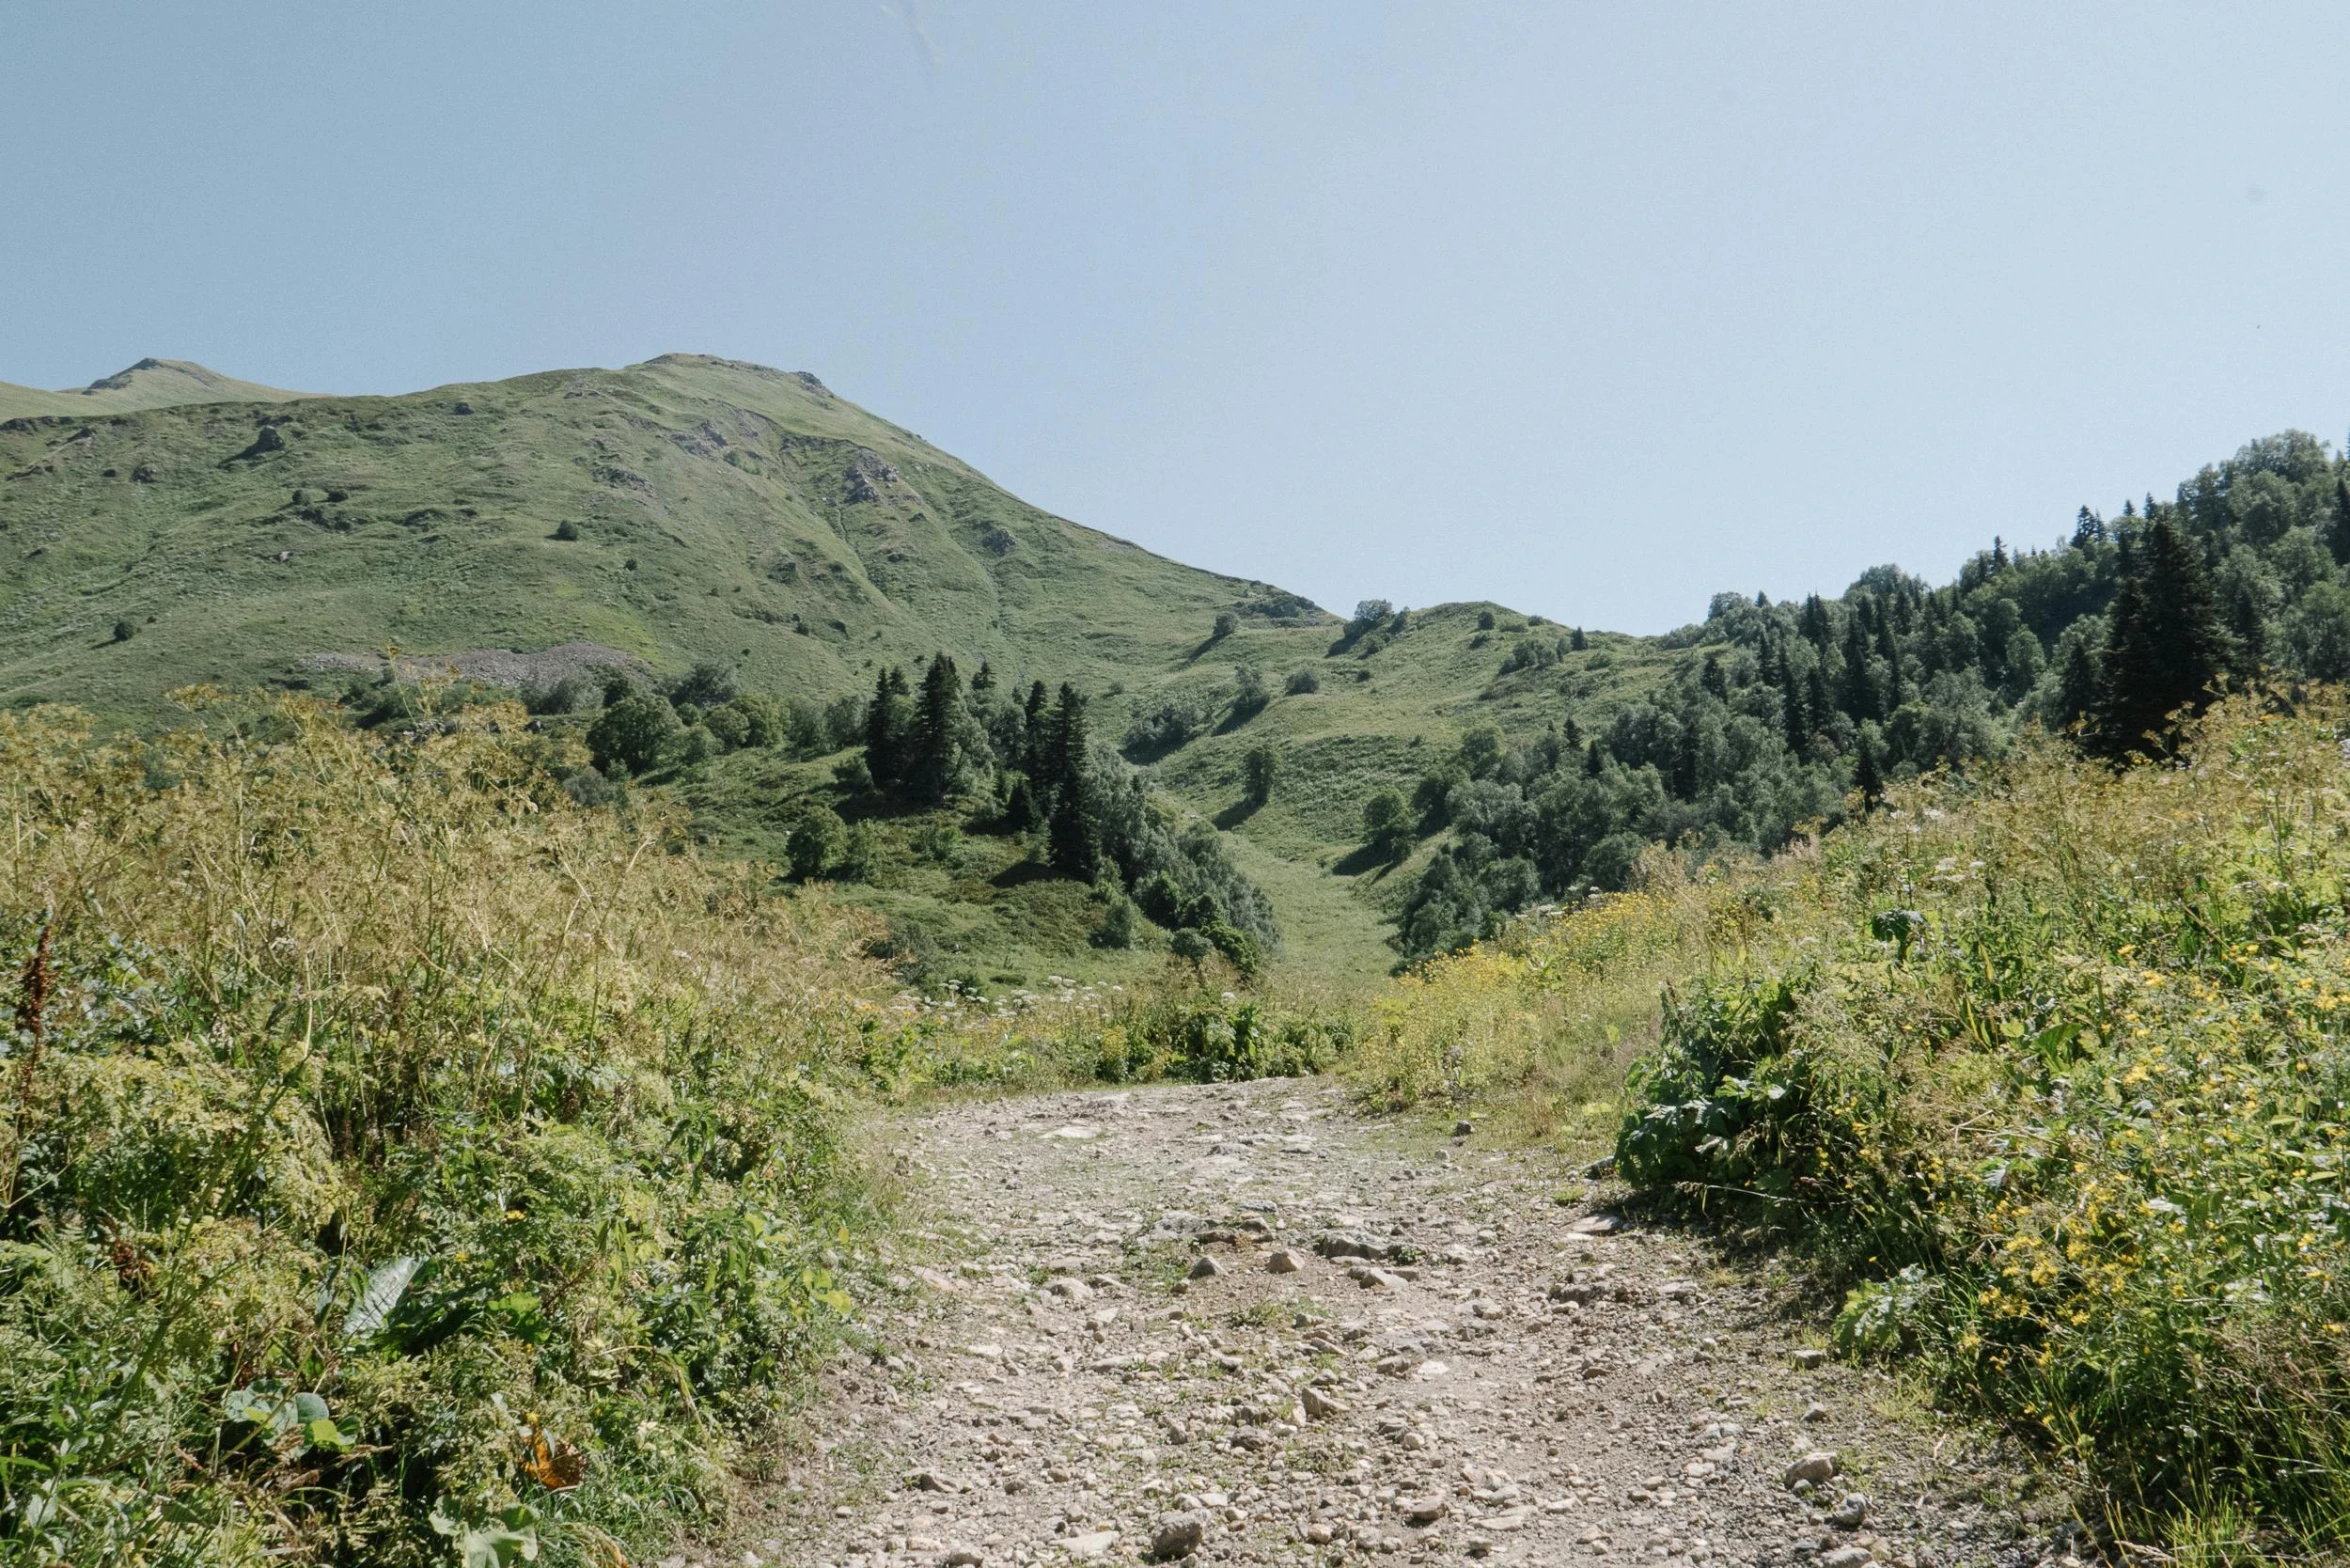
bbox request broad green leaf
[345,1255,424,1340]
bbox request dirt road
[719,1079,2052,1568]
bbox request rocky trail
[718,1080,2057,1568]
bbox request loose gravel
[701,1080,2064,1568]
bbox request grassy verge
[0,694,1362,1567]
[1367,690,2350,1556]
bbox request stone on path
[1149,1511,1209,1560]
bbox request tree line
[1383,428,2350,961]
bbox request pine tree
[2328,477,2350,566]
[909,653,965,802]
[1804,665,1833,750]
[2095,519,2229,755]
[1874,609,1906,709]
[1840,610,1878,721]
[1021,680,1050,780]
[2229,581,2267,676]
[1799,595,1833,653]
[1852,729,1884,809]
[863,666,910,790]
[2056,636,2101,730]
[1044,684,1097,879]
[1780,661,1808,756]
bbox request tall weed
[0,697,880,1567]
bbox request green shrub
[1614,691,2350,1547]
[0,697,878,1567]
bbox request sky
[5,4,2350,634]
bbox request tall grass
[1371,691,2350,1552]
[1612,693,2350,1552]
[1350,855,1788,1152]
[0,696,883,1567]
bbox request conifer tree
[1852,729,1884,809]
[2229,582,2267,676]
[1780,665,1808,756]
[1043,684,1097,879]
[2329,477,2350,566]
[1875,610,1906,709]
[2095,518,2229,755]
[1800,595,1832,653]
[909,653,965,802]
[2056,636,2101,730]
[1840,610,1878,721]
[863,666,910,790]
[1021,680,1050,780]
[1804,665,1833,750]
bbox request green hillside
[0,354,1525,986]
[11,351,2348,992]
[0,357,315,421]
[0,354,1320,717]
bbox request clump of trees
[1388,429,2350,961]
[832,654,1278,966]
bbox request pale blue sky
[5,4,2349,632]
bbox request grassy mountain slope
[0,356,314,420]
[0,354,1311,720]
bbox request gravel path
[716,1079,2054,1568]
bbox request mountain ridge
[0,356,316,421]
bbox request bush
[0,698,877,1567]
[1362,788,1413,861]
[785,802,847,879]
[1609,691,2350,1546]
[585,684,680,775]
[1242,745,1278,804]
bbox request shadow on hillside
[1213,797,1264,830]
[989,858,1062,890]
[1330,843,1397,878]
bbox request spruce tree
[863,666,910,791]
[2329,476,2350,566]
[1044,684,1097,879]
[1804,665,1833,750]
[1800,595,1833,653]
[909,653,965,802]
[1021,680,1050,780]
[1852,729,1884,809]
[1875,610,1907,709]
[2095,518,2228,755]
[2056,636,2101,730]
[1840,611,1878,721]
[2228,581,2267,677]
[1780,665,1809,756]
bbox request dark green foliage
[785,802,846,879]
[1283,667,1320,695]
[863,665,911,788]
[1211,610,1239,641]
[1230,663,1268,718]
[1045,685,1098,880]
[1241,744,1278,804]
[109,618,135,644]
[2093,519,2229,755]
[664,659,739,710]
[585,682,681,775]
[1362,788,1413,862]
[1852,727,1883,808]
[909,654,967,802]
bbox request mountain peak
[0,359,316,421]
